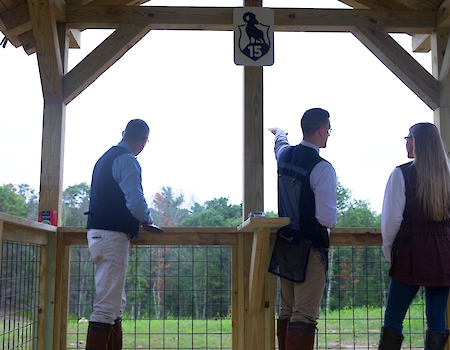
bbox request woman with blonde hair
[379,122,450,350]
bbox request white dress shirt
[381,166,406,262]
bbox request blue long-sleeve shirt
[112,141,153,224]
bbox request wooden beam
[438,32,450,87]
[352,26,439,110]
[63,23,151,104]
[28,0,64,101]
[236,217,290,315]
[431,30,450,154]
[0,16,21,48]
[238,217,290,232]
[66,6,436,34]
[69,28,81,48]
[38,102,66,218]
[60,226,240,246]
[248,227,271,314]
[412,33,431,52]
[438,0,450,28]
[18,29,37,54]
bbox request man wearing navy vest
[85,119,154,350]
[268,108,338,350]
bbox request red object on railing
[38,210,57,226]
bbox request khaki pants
[87,229,130,324]
[279,247,326,325]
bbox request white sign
[233,7,274,66]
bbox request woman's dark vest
[86,146,140,237]
[268,144,328,282]
[389,161,450,286]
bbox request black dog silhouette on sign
[237,12,271,61]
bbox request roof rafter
[63,23,151,104]
[352,26,439,110]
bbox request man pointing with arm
[268,108,338,350]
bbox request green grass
[66,306,427,349]
[68,318,232,349]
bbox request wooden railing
[1,212,384,350]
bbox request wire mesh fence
[68,245,427,349]
[0,241,41,350]
[0,243,427,349]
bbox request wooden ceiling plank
[63,23,151,104]
[352,26,439,110]
[437,0,450,28]
[380,0,442,10]
[0,16,21,47]
[53,0,67,22]
[29,0,64,101]
[412,33,431,52]
[0,0,25,11]
[0,3,30,37]
[66,6,436,34]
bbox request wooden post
[432,29,450,152]
[430,28,450,350]
[231,0,273,347]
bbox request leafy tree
[62,182,90,227]
[324,181,384,311]
[0,183,30,218]
[182,197,242,227]
[16,184,39,220]
[151,187,189,226]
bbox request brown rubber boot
[85,321,112,350]
[277,318,289,350]
[107,318,123,350]
[285,321,315,350]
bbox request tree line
[0,182,386,320]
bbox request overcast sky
[0,0,433,214]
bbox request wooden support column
[431,29,450,350]
[431,29,450,151]
[29,0,69,342]
[232,1,274,348]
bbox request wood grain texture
[63,6,435,33]
[352,26,439,110]
[64,23,151,104]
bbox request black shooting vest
[86,146,140,237]
[268,144,329,282]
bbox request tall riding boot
[285,321,316,350]
[107,318,123,350]
[378,327,404,350]
[85,321,112,350]
[425,330,450,350]
[277,318,289,350]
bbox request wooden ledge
[0,212,55,245]
[237,217,290,232]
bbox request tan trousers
[279,247,326,325]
